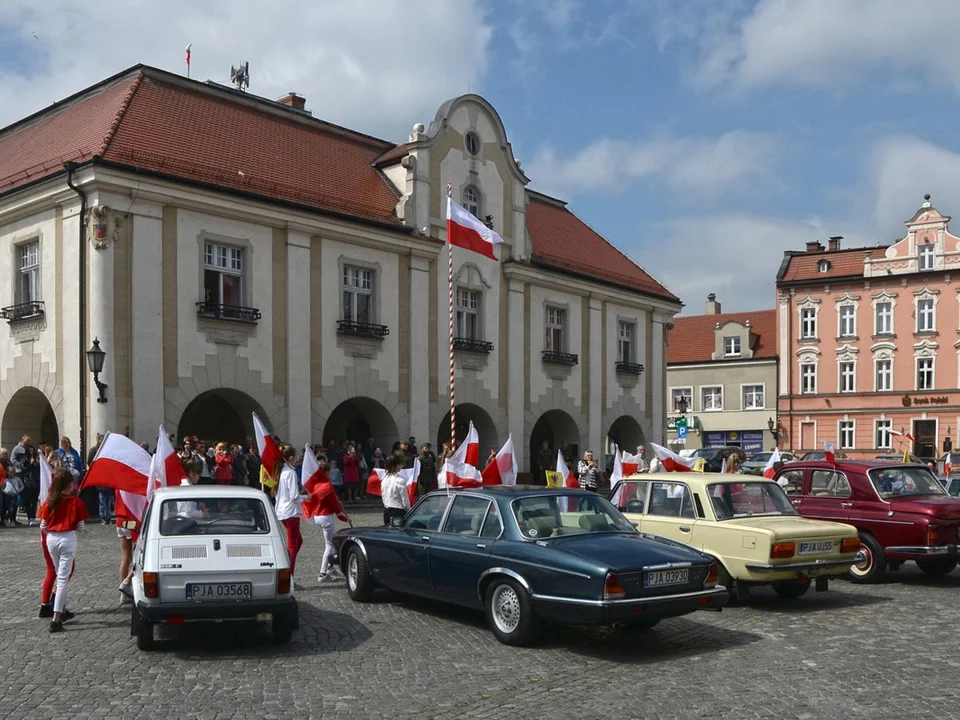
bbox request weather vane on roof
[230,61,250,92]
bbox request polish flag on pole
[38,452,53,506]
[946,457,953,475]
[447,196,503,261]
[146,425,181,504]
[762,448,782,479]
[557,450,578,488]
[253,412,282,487]
[651,443,696,472]
[81,431,152,493]
[608,447,625,487]
[823,440,836,465]
[620,449,642,477]
[438,422,483,488]
[481,435,518,486]
[366,458,421,505]
[185,44,192,77]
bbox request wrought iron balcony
[0,301,44,323]
[337,320,389,338]
[542,350,578,366]
[196,301,262,323]
[615,361,645,374]
[453,337,494,354]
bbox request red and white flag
[823,440,836,465]
[890,429,915,442]
[38,452,53,506]
[366,458,421,505]
[557,450,578,488]
[82,431,152,493]
[147,425,181,504]
[762,447,782,479]
[253,412,282,484]
[946,457,953,475]
[447,196,503,261]
[481,435,518,486]
[651,443,696,472]
[439,421,483,488]
[620,449,642,476]
[608,447,625,487]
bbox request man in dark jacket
[418,443,437,493]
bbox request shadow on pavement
[733,588,892,614]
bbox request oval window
[464,131,481,156]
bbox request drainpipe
[64,162,87,458]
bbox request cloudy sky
[3,0,959,313]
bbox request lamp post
[86,338,108,404]
[677,395,689,416]
[767,417,778,442]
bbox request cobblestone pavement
[3,506,960,719]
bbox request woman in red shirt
[214,442,234,485]
[303,460,350,581]
[340,443,361,504]
[39,469,88,633]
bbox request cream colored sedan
[610,473,862,600]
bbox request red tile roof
[525,193,678,302]
[668,309,776,364]
[778,248,870,283]
[374,142,411,165]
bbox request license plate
[798,540,833,555]
[186,582,253,601]
[644,569,689,587]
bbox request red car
[774,460,960,583]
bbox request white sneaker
[118,579,133,598]
[317,573,328,582]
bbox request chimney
[805,240,825,253]
[705,293,721,315]
[277,92,306,111]
[828,236,843,251]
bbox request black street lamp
[677,395,689,415]
[86,338,108,404]
[767,416,777,440]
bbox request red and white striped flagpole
[447,184,456,451]
[185,44,192,78]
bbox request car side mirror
[389,515,404,528]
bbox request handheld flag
[38,452,53,506]
[366,459,421,505]
[81,431,152,492]
[608,446,625,487]
[481,435,518,486]
[253,412,281,487]
[438,421,483,488]
[446,196,503,260]
[762,448,781,479]
[823,440,836,465]
[556,450,578,488]
[651,443,696,472]
[620,449,642,476]
[147,424,181,504]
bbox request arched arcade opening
[437,403,499,458]
[322,397,399,451]
[529,410,580,484]
[177,389,269,446]
[1,387,58,449]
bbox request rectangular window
[917,298,935,333]
[723,336,741,357]
[342,265,374,324]
[800,363,817,394]
[875,419,892,449]
[875,301,893,335]
[800,307,817,339]
[919,243,934,271]
[671,387,692,413]
[839,420,855,450]
[202,242,243,308]
[742,384,764,410]
[917,357,934,390]
[455,288,481,340]
[17,241,40,304]
[875,359,892,392]
[618,321,634,363]
[701,386,723,412]
[839,361,855,393]
[838,305,856,337]
[545,306,565,352]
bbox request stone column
[507,278,526,471]
[286,231,312,447]
[588,296,603,456]
[131,207,165,444]
[88,209,116,438]
[409,254,431,443]
[651,313,667,444]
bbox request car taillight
[604,572,625,599]
[143,572,159,599]
[928,527,942,546]
[705,562,719,588]
[278,568,291,595]
[771,542,796,559]
[840,537,860,554]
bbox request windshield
[749,453,772,463]
[868,467,945,499]
[512,494,636,539]
[159,497,271,535]
[691,448,720,459]
[707,482,798,520]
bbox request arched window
[462,185,481,218]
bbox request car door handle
[476,543,486,550]
[791,499,802,505]
[421,536,431,542]
[679,526,692,533]
[840,502,853,508]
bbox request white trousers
[312,514,336,574]
[45,531,77,614]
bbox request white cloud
[690,0,960,92]
[0,0,492,139]
[527,130,779,199]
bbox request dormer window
[919,242,934,271]
[723,336,741,357]
[818,259,830,273]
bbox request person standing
[55,437,84,481]
[39,468,88,633]
[213,442,234,485]
[577,450,602,492]
[380,453,410,525]
[635,445,650,473]
[88,433,112,524]
[275,445,308,580]
[418,443,437,494]
[340,443,361,504]
[303,460,350,582]
[21,445,41,526]
[537,441,553,487]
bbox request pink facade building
[776,195,960,461]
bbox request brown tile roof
[374,142,411,165]
[778,248,870,283]
[526,193,678,302]
[668,309,776,364]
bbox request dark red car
[774,460,960,583]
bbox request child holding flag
[39,469,88,633]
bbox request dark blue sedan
[333,486,728,646]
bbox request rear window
[159,497,271,536]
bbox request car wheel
[771,579,811,599]
[135,608,155,651]
[916,558,958,578]
[345,546,375,602]
[848,533,886,583]
[272,612,295,643]
[484,578,541,647]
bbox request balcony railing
[0,301,44,323]
[196,301,262,324]
[542,350,578,366]
[337,320,390,338]
[453,337,494,354]
[615,361,645,375]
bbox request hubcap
[852,544,872,575]
[347,554,359,591]
[491,584,521,634]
